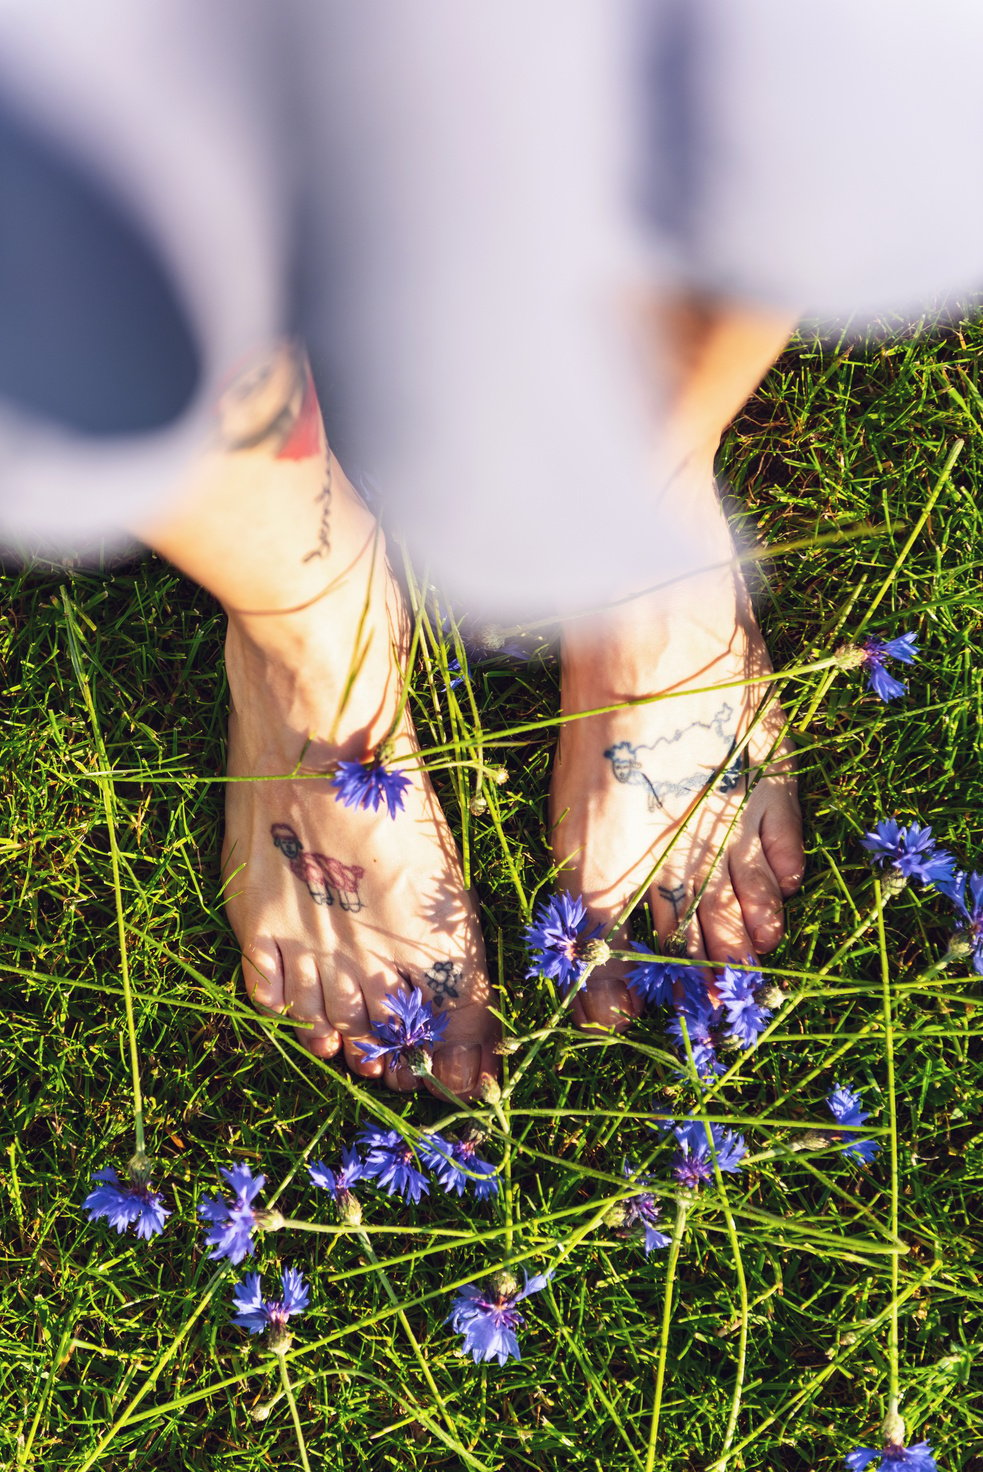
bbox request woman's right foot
[220,451,498,1100]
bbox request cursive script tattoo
[302,457,332,563]
[271,822,364,912]
[424,960,463,1007]
[603,703,742,812]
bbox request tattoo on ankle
[424,960,463,1007]
[603,703,742,811]
[657,882,687,924]
[217,344,322,460]
[302,457,332,563]
[270,823,364,912]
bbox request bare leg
[552,299,805,1029]
[139,345,497,1096]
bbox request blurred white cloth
[1,0,981,614]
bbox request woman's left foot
[550,467,804,1030]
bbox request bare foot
[550,466,804,1031]
[220,455,498,1099]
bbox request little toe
[242,937,285,1013]
[760,790,805,897]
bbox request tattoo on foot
[657,881,687,924]
[603,703,742,811]
[302,456,332,563]
[424,959,463,1007]
[270,823,364,912]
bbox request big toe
[428,999,499,1100]
[572,970,642,1032]
[760,788,805,897]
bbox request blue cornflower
[846,1442,937,1472]
[827,1085,879,1165]
[524,892,604,995]
[309,1146,365,1201]
[626,944,708,1009]
[357,1124,429,1202]
[716,961,773,1050]
[860,631,919,702]
[83,1167,169,1239]
[618,1164,671,1254]
[667,996,725,1079]
[667,1119,747,1189]
[938,869,983,974]
[448,1270,551,1366]
[231,1267,309,1349]
[861,819,956,889]
[331,758,411,819]
[198,1162,267,1264]
[356,988,450,1070]
[419,1132,499,1199]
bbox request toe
[282,953,338,1057]
[428,997,499,1100]
[428,1041,484,1099]
[759,788,805,896]
[572,970,641,1032]
[242,937,285,1013]
[695,868,757,968]
[728,841,786,953]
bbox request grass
[3,308,983,1472]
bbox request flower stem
[355,1228,460,1447]
[278,1355,313,1472]
[498,967,594,1105]
[874,880,901,1412]
[61,591,145,1161]
[645,1193,691,1472]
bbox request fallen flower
[83,1166,169,1239]
[448,1269,551,1366]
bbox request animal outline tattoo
[271,823,364,912]
[423,960,463,1008]
[603,702,744,813]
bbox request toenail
[433,1043,481,1097]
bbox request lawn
[2,309,982,1472]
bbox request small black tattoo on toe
[424,959,463,1007]
[657,882,687,923]
[271,822,365,912]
